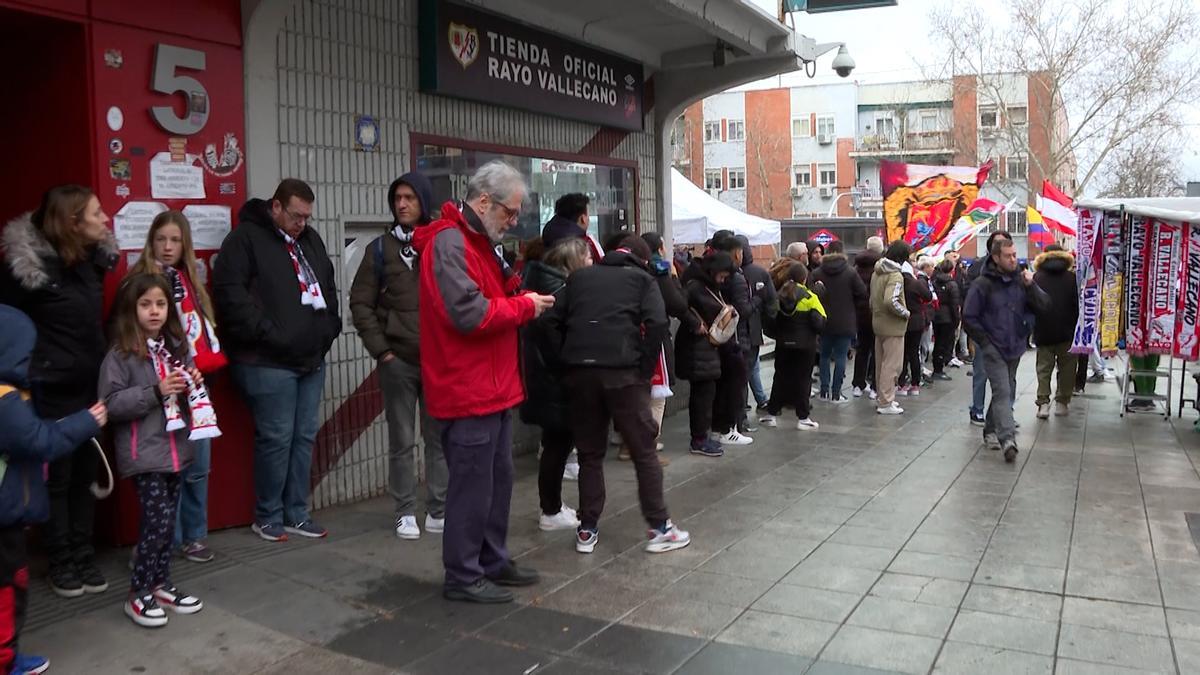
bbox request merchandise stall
[671,168,782,250]
[1071,197,1200,418]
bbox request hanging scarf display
[1146,218,1181,355]
[1070,208,1102,354]
[1176,222,1200,361]
[391,224,418,269]
[162,264,227,374]
[1125,215,1150,355]
[279,229,327,310]
[1098,212,1124,356]
[147,338,221,441]
[650,347,672,400]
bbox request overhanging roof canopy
[1074,197,1200,223]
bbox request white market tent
[671,168,781,246]
[1074,197,1200,223]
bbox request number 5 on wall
[150,44,209,135]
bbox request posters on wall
[113,201,168,250]
[181,204,232,250]
[149,151,206,199]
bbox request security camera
[831,45,855,78]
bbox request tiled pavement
[25,356,1200,674]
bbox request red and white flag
[1035,180,1078,237]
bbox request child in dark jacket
[760,261,826,430]
[0,304,105,674]
[100,273,216,628]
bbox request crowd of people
[0,159,1104,671]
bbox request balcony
[849,130,955,158]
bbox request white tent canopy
[1074,197,1200,223]
[671,168,781,246]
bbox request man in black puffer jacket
[810,240,867,402]
[709,233,755,442]
[851,237,883,397]
[738,236,776,411]
[1032,244,1078,418]
[544,236,689,555]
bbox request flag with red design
[1035,180,1078,237]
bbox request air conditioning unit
[708,188,721,198]
[819,187,834,198]
[818,133,833,145]
[790,186,800,197]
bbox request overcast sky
[739,0,1200,188]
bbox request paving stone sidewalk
[24,356,1200,674]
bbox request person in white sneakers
[871,242,912,415]
[760,260,825,431]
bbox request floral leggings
[130,473,181,596]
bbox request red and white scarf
[162,264,226,374]
[147,338,221,441]
[650,348,672,400]
[279,230,327,310]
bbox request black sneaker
[76,560,108,594]
[932,372,952,381]
[443,579,513,604]
[969,412,985,427]
[1003,442,1019,464]
[48,564,83,598]
[689,439,724,458]
[488,563,540,587]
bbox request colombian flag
[1027,206,1055,249]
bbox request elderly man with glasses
[414,160,556,603]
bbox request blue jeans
[232,363,325,526]
[748,345,767,407]
[819,334,853,397]
[174,437,211,546]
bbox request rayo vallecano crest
[448,22,479,69]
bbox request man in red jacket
[413,160,555,604]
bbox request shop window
[818,163,837,187]
[414,139,635,248]
[705,169,723,191]
[794,166,812,187]
[728,169,746,190]
[704,121,721,143]
[792,116,811,137]
[1007,106,1028,126]
[727,120,745,141]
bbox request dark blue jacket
[0,305,99,528]
[962,258,1051,361]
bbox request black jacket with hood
[903,272,934,332]
[650,254,694,386]
[348,172,434,364]
[1033,249,1079,345]
[0,212,117,416]
[853,250,880,332]
[810,252,868,337]
[739,239,776,347]
[932,270,961,325]
[676,259,724,382]
[212,198,341,373]
[519,261,570,430]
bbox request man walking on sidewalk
[1032,244,1078,419]
[414,161,555,603]
[962,238,1050,463]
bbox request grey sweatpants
[380,357,447,518]
[981,345,1020,445]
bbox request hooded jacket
[675,259,725,382]
[740,240,776,347]
[0,305,99,527]
[903,272,934,332]
[0,212,117,416]
[1033,249,1079,346]
[99,342,196,479]
[809,252,868,337]
[212,198,341,373]
[519,261,569,430]
[541,215,604,263]
[932,270,962,325]
[870,258,910,337]
[650,254,693,386]
[414,201,535,419]
[349,172,435,364]
[853,250,881,332]
[963,257,1052,361]
[544,249,667,379]
[772,282,826,351]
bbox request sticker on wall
[106,106,124,132]
[355,116,380,152]
[114,201,169,250]
[202,133,244,177]
[168,137,188,163]
[103,49,123,69]
[108,138,124,155]
[218,182,237,195]
[115,184,131,198]
[109,159,131,180]
[130,146,146,157]
[149,152,205,199]
[181,204,233,250]
[189,92,208,127]
[448,23,479,68]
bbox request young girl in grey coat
[100,273,212,628]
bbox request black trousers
[932,322,957,374]
[567,368,668,531]
[0,526,28,672]
[900,329,924,387]
[538,428,573,516]
[1076,352,1089,391]
[130,473,181,595]
[688,380,717,440]
[43,443,99,568]
[767,346,815,420]
[852,324,875,390]
[713,348,747,434]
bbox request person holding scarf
[130,211,226,563]
[213,179,340,543]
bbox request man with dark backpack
[349,171,448,541]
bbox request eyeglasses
[285,209,311,224]
[490,196,521,223]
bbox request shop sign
[419,0,644,131]
[812,228,839,247]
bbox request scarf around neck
[160,263,226,373]
[277,228,327,310]
[147,337,221,441]
[390,224,418,268]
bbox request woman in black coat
[677,252,735,457]
[899,264,933,394]
[520,237,591,530]
[760,260,826,430]
[0,185,116,597]
[930,260,962,380]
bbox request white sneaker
[424,514,444,534]
[759,415,777,428]
[1054,402,1069,417]
[395,515,420,540]
[949,357,964,368]
[1036,403,1050,419]
[877,404,904,415]
[867,387,878,400]
[830,394,850,405]
[540,506,581,531]
[719,430,754,445]
[645,520,691,554]
[852,387,863,398]
[562,461,580,481]
[984,433,1001,450]
[922,368,933,379]
[797,418,819,430]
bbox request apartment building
[675,72,1075,258]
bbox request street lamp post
[826,189,860,218]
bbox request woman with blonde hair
[129,210,226,564]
